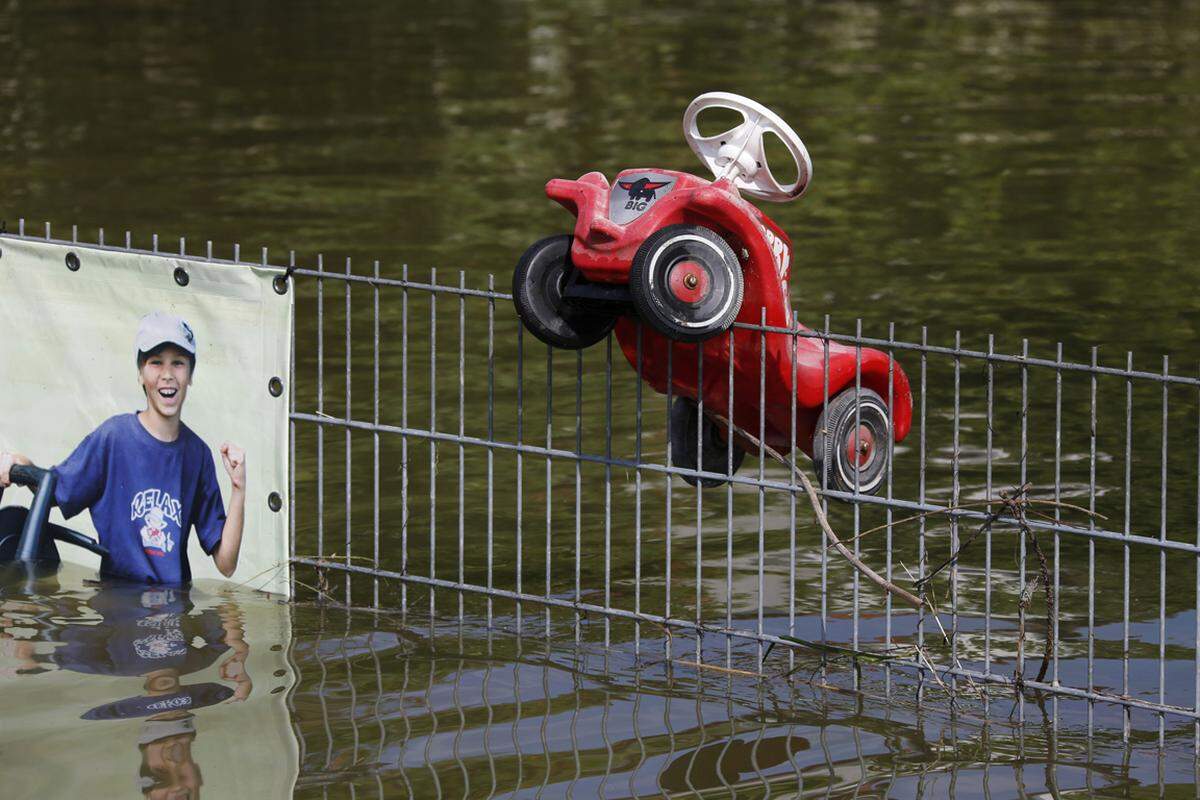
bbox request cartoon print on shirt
[130,488,183,557]
[134,618,187,659]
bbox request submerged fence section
[288,601,1189,798]
[286,256,1200,756]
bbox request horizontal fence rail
[6,223,1199,759]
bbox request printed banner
[0,235,292,596]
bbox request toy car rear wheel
[512,235,617,350]
[630,224,743,343]
[669,396,745,487]
[812,388,890,496]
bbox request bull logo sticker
[609,173,675,225]
[618,177,670,201]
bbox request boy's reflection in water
[1,580,252,798]
[137,712,202,799]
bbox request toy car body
[513,93,913,493]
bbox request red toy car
[513,93,912,494]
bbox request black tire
[812,388,891,496]
[669,396,746,488]
[629,224,743,343]
[512,235,617,350]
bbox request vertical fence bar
[885,322,895,693]
[725,327,735,667]
[634,322,644,655]
[950,330,961,684]
[665,343,674,661]
[372,260,381,608]
[516,319,525,632]
[984,334,994,697]
[1053,342,1063,730]
[604,333,613,647]
[1159,355,1169,747]
[545,344,553,637]
[1123,351,1133,741]
[429,269,438,620]
[788,310,799,675]
[917,327,928,693]
[1088,347,1098,735]
[757,309,767,668]
[852,320,863,657]
[574,351,583,642]
[487,274,495,624]
[401,264,409,613]
[317,255,325,563]
[822,316,831,657]
[345,257,353,605]
[459,272,466,621]
[1017,338,1028,723]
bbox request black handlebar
[3,463,107,564]
[9,463,48,489]
[51,527,109,558]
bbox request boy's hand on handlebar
[220,443,246,492]
[0,452,32,488]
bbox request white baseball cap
[135,311,197,364]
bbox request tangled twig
[707,412,1081,693]
[710,413,924,609]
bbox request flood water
[4,565,1197,798]
[3,0,1200,796]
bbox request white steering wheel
[682,92,812,203]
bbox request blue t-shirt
[52,413,226,584]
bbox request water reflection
[0,567,297,798]
[3,582,245,799]
[287,599,1198,797]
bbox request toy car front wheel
[669,396,746,487]
[812,388,891,496]
[630,224,743,343]
[512,235,617,350]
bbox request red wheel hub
[844,424,876,468]
[667,260,709,305]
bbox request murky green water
[4,565,1197,797]
[3,0,1200,795]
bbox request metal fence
[283,252,1200,758]
[6,222,1199,758]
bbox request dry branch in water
[710,413,925,609]
[713,414,1087,690]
